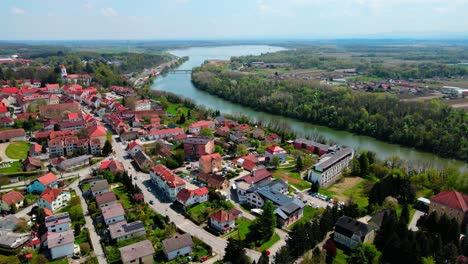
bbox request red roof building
[38,173,59,186]
[188,120,215,134]
[176,187,209,208]
[150,164,185,201]
[0,191,24,210]
[429,191,468,226]
[236,168,272,185]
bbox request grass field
[0,161,22,173]
[5,142,29,159]
[272,167,311,191]
[225,217,253,240]
[112,184,132,209]
[291,206,321,228]
[333,248,348,264]
[326,177,369,209]
[257,233,281,252]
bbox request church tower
[60,65,67,78]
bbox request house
[215,126,230,137]
[265,145,287,163]
[0,191,24,212]
[100,160,125,174]
[150,164,186,201]
[119,240,155,264]
[198,173,230,190]
[251,128,265,139]
[265,133,280,144]
[175,187,209,209]
[184,136,215,161]
[37,188,71,212]
[209,210,239,233]
[134,99,151,111]
[0,116,14,127]
[0,230,29,249]
[162,234,193,261]
[199,153,222,174]
[57,155,92,171]
[188,120,215,134]
[333,216,375,249]
[232,154,260,171]
[134,150,153,171]
[38,102,80,118]
[429,190,468,226]
[45,212,71,232]
[87,125,107,145]
[23,157,42,171]
[90,180,110,197]
[27,173,58,194]
[101,203,125,226]
[367,209,391,232]
[307,148,354,188]
[45,83,60,93]
[109,220,145,241]
[293,138,329,155]
[0,128,26,142]
[44,230,75,260]
[128,141,143,157]
[147,127,185,140]
[29,143,43,157]
[95,192,117,208]
[235,168,272,186]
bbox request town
[0,54,465,264]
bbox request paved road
[409,209,425,231]
[111,137,261,262]
[0,142,17,162]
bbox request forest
[192,64,468,162]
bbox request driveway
[409,210,425,231]
[0,142,15,162]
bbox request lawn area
[0,161,22,173]
[187,201,233,224]
[342,181,368,210]
[326,177,369,210]
[112,184,132,209]
[319,188,336,197]
[225,217,253,240]
[166,104,189,116]
[5,142,29,159]
[291,206,322,228]
[257,233,281,252]
[333,248,348,264]
[272,167,311,191]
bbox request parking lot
[296,191,344,209]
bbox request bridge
[167,69,192,74]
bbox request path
[408,210,425,231]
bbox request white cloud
[11,7,26,15]
[101,7,118,17]
[83,2,93,10]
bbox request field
[326,177,369,210]
[224,217,253,240]
[272,167,311,191]
[5,142,29,159]
[0,161,23,173]
[291,206,321,228]
[257,233,281,252]
[111,184,132,209]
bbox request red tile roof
[236,168,271,184]
[87,125,107,137]
[1,191,24,206]
[0,87,20,94]
[0,129,25,141]
[40,188,64,203]
[30,143,42,153]
[128,141,141,150]
[37,173,58,186]
[265,145,286,154]
[199,153,222,163]
[193,187,209,196]
[189,120,215,129]
[100,160,112,170]
[151,164,185,188]
[431,191,468,212]
[149,127,184,136]
[210,210,237,223]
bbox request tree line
[192,64,468,162]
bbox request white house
[175,187,209,209]
[128,141,143,157]
[45,230,75,260]
[209,210,238,233]
[134,99,151,111]
[101,203,125,226]
[188,120,215,134]
[307,148,354,188]
[265,145,287,163]
[150,164,186,201]
[37,188,71,212]
[162,234,193,261]
[45,212,71,233]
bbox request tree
[236,144,248,157]
[399,203,410,226]
[14,219,29,233]
[296,156,304,171]
[271,156,280,169]
[359,152,370,177]
[223,237,247,264]
[10,203,17,214]
[214,145,225,155]
[178,113,186,124]
[421,256,436,264]
[309,247,325,264]
[200,127,214,137]
[258,251,270,264]
[435,243,458,264]
[74,223,81,236]
[323,239,337,264]
[31,254,48,264]
[80,242,91,256]
[310,180,320,193]
[53,123,61,131]
[274,246,293,264]
[102,140,113,156]
[248,201,276,245]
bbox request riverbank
[150,45,467,172]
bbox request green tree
[102,140,113,156]
[310,180,320,193]
[223,237,248,264]
[296,156,304,171]
[274,246,293,264]
[236,144,248,157]
[200,127,214,137]
[359,152,370,177]
[421,256,436,264]
[178,113,186,124]
[399,203,410,226]
[248,201,276,244]
[271,156,280,169]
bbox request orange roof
[431,191,468,212]
[43,208,53,216]
[149,127,184,136]
[67,112,80,120]
[265,145,286,154]
[189,120,215,129]
[200,153,222,163]
[176,187,208,204]
[210,210,237,223]
[1,191,24,206]
[100,160,112,169]
[129,141,141,150]
[151,164,185,188]
[88,125,107,137]
[40,188,64,203]
[37,173,58,186]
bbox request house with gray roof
[0,230,29,249]
[45,212,71,232]
[245,179,305,227]
[44,229,75,260]
[90,180,110,197]
[101,203,125,226]
[119,239,155,264]
[57,155,92,171]
[95,192,117,208]
[109,220,145,241]
[333,215,375,249]
[162,233,193,261]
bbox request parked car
[200,256,209,262]
[149,200,154,205]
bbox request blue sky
[1,0,468,40]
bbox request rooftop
[45,212,71,227]
[95,192,117,205]
[109,220,145,240]
[314,148,353,171]
[431,191,468,212]
[90,180,110,192]
[119,240,155,263]
[47,230,74,249]
[101,203,125,220]
[162,233,193,254]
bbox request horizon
[2,0,468,40]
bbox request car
[200,256,209,262]
[149,200,154,205]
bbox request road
[111,136,261,262]
[408,210,425,231]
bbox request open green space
[5,142,29,159]
[166,104,189,116]
[112,184,132,209]
[187,201,233,224]
[224,217,253,240]
[272,167,311,191]
[0,161,22,173]
[257,233,281,252]
[333,248,348,264]
[319,188,336,197]
[342,181,368,210]
[291,206,321,228]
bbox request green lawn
[166,104,189,116]
[257,233,281,252]
[291,206,322,228]
[0,161,22,173]
[342,181,368,210]
[187,203,213,224]
[272,167,311,191]
[319,188,336,197]
[333,248,348,264]
[225,217,253,240]
[112,184,132,209]
[5,142,29,159]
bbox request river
[152,45,467,172]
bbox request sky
[1,0,468,40]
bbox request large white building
[307,148,354,188]
[150,164,186,201]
